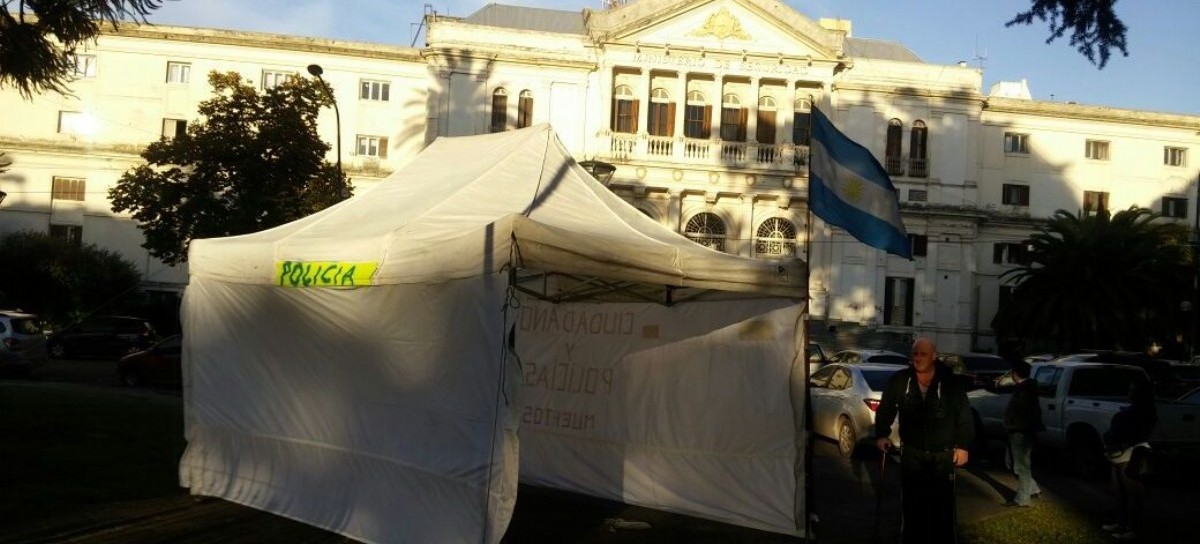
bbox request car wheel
[836,416,857,458]
[119,368,142,387]
[48,342,67,359]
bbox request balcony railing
[885,156,904,176]
[647,134,673,157]
[596,133,811,175]
[610,132,636,160]
[908,157,928,178]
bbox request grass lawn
[0,383,187,522]
[961,502,1109,544]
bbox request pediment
[588,0,843,60]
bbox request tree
[1008,0,1128,68]
[992,206,1190,353]
[0,231,143,325]
[109,71,349,265]
[0,1,167,98]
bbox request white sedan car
[809,362,903,457]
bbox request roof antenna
[973,35,988,71]
[411,4,436,47]
[602,0,629,9]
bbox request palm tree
[993,206,1191,353]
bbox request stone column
[637,68,652,156]
[674,70,688,159]
[668,190,683,234]
[741,194,755,258]
[747,77,760,143]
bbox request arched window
[685,212,727,252]
[909,120,928,177]
[647,87,674,137]
[885,118,904,175]
[755,217,798,257]
[684,90,710,138]
[720,93,746,142]
[490,88,508,133]
[756,95,777,145]
[611,84,638,134]
[517,90,534,129]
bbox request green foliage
[109,71,350,265]
[0,230,143,325]
[993,206,1191,352]
[1007,0,1128,68]
[0,1,165,98]
[961,501,1108,544]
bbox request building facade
[1,0,1197,352]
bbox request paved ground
[5,358,1198,543]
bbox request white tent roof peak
[188,124,807,297]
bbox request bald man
[874,337,974,544]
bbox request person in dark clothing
[1102,379,1158,541]
[875,337,974,544]
[1003,361,1043,506]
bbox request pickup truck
[968,361,1200,477]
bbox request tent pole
[801,101,817,542]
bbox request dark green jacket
[874,366,974,451]
[1004,378,1044,433]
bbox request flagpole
[801,99,817,542]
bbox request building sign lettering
[633,53,809,76]
[275,260,378,287]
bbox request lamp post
[578,159,616,185]
[306,64,343,192]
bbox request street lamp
[578,159,616,185]
[306,64,343,192]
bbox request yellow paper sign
[275,261,378,288]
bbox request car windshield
[862,369,900,391]
[868,355,909,365]
[9,318,41,335]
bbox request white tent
[179,124,811,543]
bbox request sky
[148,0,1199,116]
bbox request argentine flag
[808,108,912,259]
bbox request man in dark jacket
[1004,361,1043,506]
[875,337,974,544]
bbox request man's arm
[874,372,903,447]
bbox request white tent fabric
[179,124,809,543]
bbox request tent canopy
[188,124,807,298]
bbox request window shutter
[738,107,748,141]
[703,105,713,138]
[610,98,618,131]
[903,279,915,326]
[631,100,640,133]
[667,102,676,137]
[884,280,895,325]
[379,137,388,159]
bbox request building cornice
[833,82,984,104]
[985,97,1200,131]
[104,23,425,63]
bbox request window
[809,365,836,388]
[827,367,852,390]
[908,189,928,202]
[611,84,638,134]
[517,90,533,129]
[162,118,187,140]
[1033,366,1063,397]
[756,95,777,144]
[1085,139,1110,160]
[647,88,673,137]
[51,177,86,201]
[489,88,508,133]
[993,242,1031,265]
[1162,196,1188,219]
[907,234,928,257]
[792,97,812,146]
[755,217,797,257]
[166,62,191,83]
[356,135,388,158]
[261,70,293,89]
[684,90,709,139]
[909,120,928,177]
[1002,183,1030,206]
[719,93,746,142]
[58,111,83,134]
[359,80,390,101]
[50,224,83,247]
[684,212,727,252]
[885,119,903,175]
[884,276,915,326]
[1165,146,1187,167]
[1004,132,1029,154]
[1083,190,1109,213]
[74,54,97,78]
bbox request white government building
[1,0,1197,353]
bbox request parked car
[937,352,1011,391]
[0,310,48,375]
[117,334,182,387]
[968,361,1200,477]
[806,342,829,374]
[46,316,157,360]
[828,349,909,366]
[1089,351,1192,399]
[809,362,903,457]
[1179,387,1200,405]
